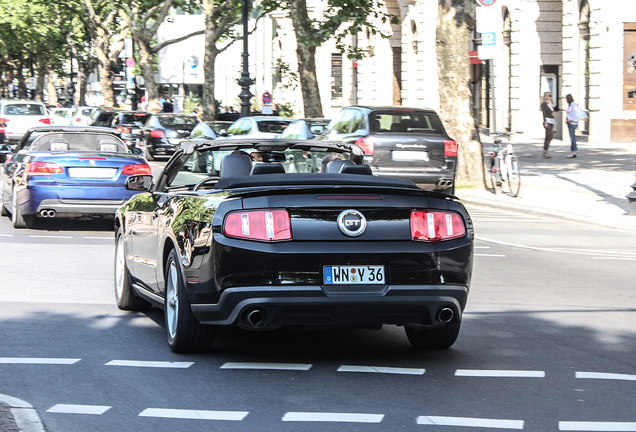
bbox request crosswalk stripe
[47,404,111,415]
[417,416,524,429]
[0,358,80,364]
[282,412,384,423]
[105,360,193,368]
[220,362,312,370]
[455,369,545,378]
[139,408,248,420]
[338,365,425,375]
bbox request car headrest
[97,139,124,153]
[49,137,69,151]
[220,153,253,179]
[326,160,355,173]
[250,163,285,175]
[340,164,373,175]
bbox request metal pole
[489,59,496,133]
[237,0,253,118]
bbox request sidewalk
[0,394,45,432]
[456,134,636,232]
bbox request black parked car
[140,113,199,160]
[323,106,458,193]
[115,138,474,353]
[109,111,151,150]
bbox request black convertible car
[115,138,474,353]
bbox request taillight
[224,209,292,242]
[5,155,13,163]
[27,161,64,176]
[0,126,4,133]
[444,140,458,157]
[411,210,466,242]
[39,118,53,125]
[150,129,165,138]
[355,136,375,155]
[116,126,131,133]
[0,118,9,123]
[121,164,152,175]
[76,117,83,123]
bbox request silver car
[224,116,293,139]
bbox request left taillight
[27,161,64,177]
[121,164,152,175]
[444,140,458,157]
[39,118,53,125]
[116,126,131,133]
[355,136,375,155]
[411,210,466,242]
[224,209,292,242]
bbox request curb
[0,394,45,432]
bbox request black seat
[250,163,285,175]
[220,154,253,179]
[340,164,373,175]
[326,160,354,173]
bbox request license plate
[323,265,385,285]
[392,150,429,161]
[68,168,117,178]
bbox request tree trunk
[436,1,483,189]
[35,61,48,102]
[289,0,323,118]
[16,61,28,99]
[77,62,90,106]
[201,31,219,121]
[138,40,161,114]
[47,72,58,106]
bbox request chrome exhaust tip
[39,209,56,218]
[437,307,454,323]
[245,308,266,326]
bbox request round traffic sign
[262,92,272,105]
[476,0,496,5]
[126,58,136,68]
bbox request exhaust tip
[438,307,454,323]
[39,209,56,218]
[245,309,266,326]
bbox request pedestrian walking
[162,98,174,113]
[565,94,579,158]
[540,92,555,158]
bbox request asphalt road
[0,206,635,432]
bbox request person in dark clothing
[540,92,555,158]
[162,98,174,113]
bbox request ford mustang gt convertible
[1,126,151,228]
[115,138,474,353]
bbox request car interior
[31,133,129,153]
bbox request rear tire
[0,200,8,217]
[504,155,521,197]
[144,141,154,161]
[165,249,215,353]
[405,321,461,349]
[114,231,152,311]
[11,188,33,229]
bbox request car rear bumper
[36,198,127,215]
[190,284,468,329]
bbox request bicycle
[485,131,522,197]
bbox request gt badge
[337,210,366,237]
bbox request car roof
[25,125,121,135]
[347,105,438,113]
[183,138,362,156]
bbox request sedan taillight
[355,136,375,155]
[39,118,53,125]
[121,164,152,175]
[150,130,165,138]
[27,161,64,176]
[444,140,458,157]
[411,210,466,242]
[224,209,292,242]
[117,126,131,133]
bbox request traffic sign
[476,0,496,6]
[262,91,272,105]
[126,58,136,68]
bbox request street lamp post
[237,0,253,118]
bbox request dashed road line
[105,360,193,368]
[139,408,248,421]
[474,254,506,257]
[83,236,112,240]
[0,357,80,364]
[576,372,636,381]
[27,235,73,239]
[337,365,425,375]
[455,369,545,378]
[47,404,111,415]
[559,421,636,431]
[282,412,384,423]
[417,416,524,429]
[220,362,312,371]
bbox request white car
[0,100,52,144]
[49,108,76,126]
[70,106,100,126]
[224,116,293,139]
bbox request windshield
[256,120,291,134]
[159,116,198,127]
[3,103,45,116]
[121,114,149,126]
[370,110,444,134]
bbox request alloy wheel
[166,261,179,340]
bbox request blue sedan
[0,126,151,228]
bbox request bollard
[628,181,636,215]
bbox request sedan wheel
[144,140,154,161]
[115,232,152,311]
[164,249,215,353]
[405,321,461,349]
[11,188,33,229]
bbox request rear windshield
[93,112,117,126]
[120,114,149,125]
[158,116,198,127]
[3,103,45,116]
[370,110,444,134]
[257,121,291,133]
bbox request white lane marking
[282,412,384,423]
[475,254,506,257]
[139,408,248,421]
[592,257,636,261]
[28,235,73,239]
[478,236,636,259]
[559,421,636,431]
[105,360,193,368]
[576,372,636,381]
[0,358,80,364]
[220,362,312,371]
[474,246,491,249]
[47,404,111,415]
[83,237,113,240]
[455,369,545,378]
[338,365,425,375]
[0,234,13,237]
[417,416,524,429]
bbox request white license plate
[392,150,429,161]
[68,168,117,179]
[323,265,385,285]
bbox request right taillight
[224,209,292,242]
[444,140,458,157]
[411,210,466,242]
[355,136,375,155]
[150,129,166,138]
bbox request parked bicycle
[485,131,522,197]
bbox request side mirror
[125,175,153,192]
[219,129,228,137]
[130,147,143,156]
[0,144,12,163]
